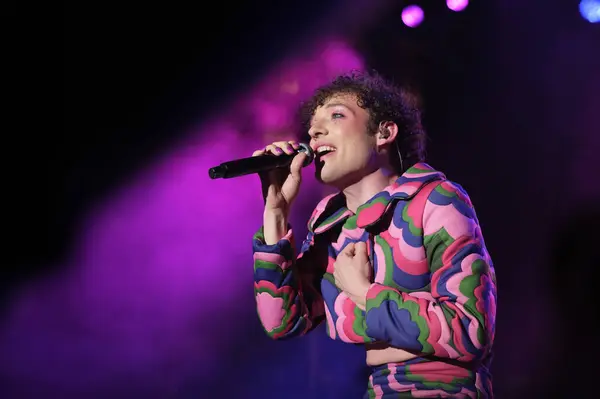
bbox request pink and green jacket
[252,163,497,397]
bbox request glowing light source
[446,0,469,12]
[401,5,424,28]
[580,0,600,23]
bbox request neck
[342,168,399,213]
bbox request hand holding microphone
[208,140,314,243]
[208,141,313,180]
[208,140,314,211]
[251,141,311,213]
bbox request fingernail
[276,148,283,154]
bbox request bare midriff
[365,342,419,366]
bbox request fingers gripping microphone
[208,143,314,179]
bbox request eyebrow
[324,102,356,114]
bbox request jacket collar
[307,163,445,234]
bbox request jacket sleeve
[253,227,327,339]
[363,181,497,362]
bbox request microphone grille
[298,142,314,166]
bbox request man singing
[251,70,497,398]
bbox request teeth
[316,146,336,154]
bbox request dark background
[3,0,599,397]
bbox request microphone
[208,142,314,179]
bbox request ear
[376,121,399,150]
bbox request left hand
[333,241,372,310]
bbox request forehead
[317,92,358,110]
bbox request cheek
[343,135,375,160]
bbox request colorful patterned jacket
[252,163,497,396]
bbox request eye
[332,112,344,119]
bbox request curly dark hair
[299,70,427,173]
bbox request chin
[315,168,337,186]
[315,168,352,189]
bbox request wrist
[263,208,289,245]
[353,282,371,311]
[263,206,289,218]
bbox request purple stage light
[446,0,469,12]
[401,5,424,28]
[0,39,363,398]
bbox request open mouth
[316,145,336,160]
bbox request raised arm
[250,139,325,339]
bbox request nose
[308,124,327,139]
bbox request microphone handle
[209,153,296,179]
[208,143,314,179]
